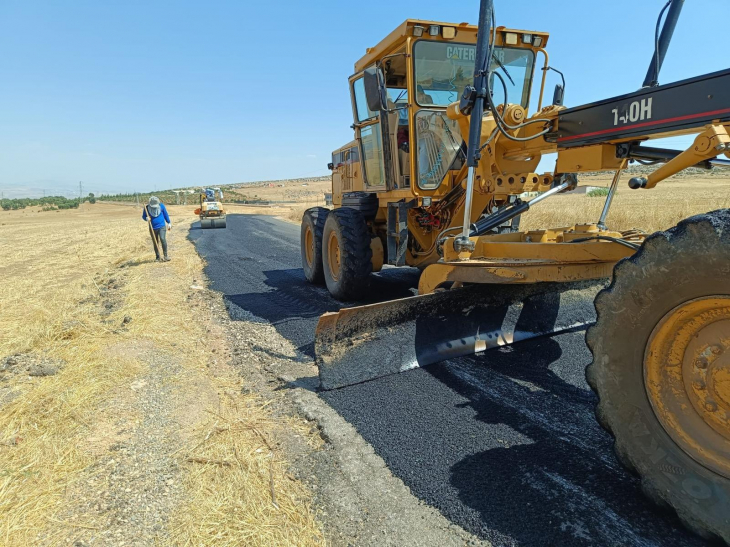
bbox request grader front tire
[586,210,730,542]
[321,208,372,301]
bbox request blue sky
[0,0,720,198]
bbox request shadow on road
[321,334,706,546]
[431,340,702,547]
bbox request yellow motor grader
[300,0,730,539]
[196,187,227,229]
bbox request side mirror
[327,162,334,171]
[552,84,565,106]
[363,66,386,112]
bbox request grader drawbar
[303,0,730,539]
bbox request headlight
[442,26,456,39]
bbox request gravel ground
[41,346,194,546]
[191,213,713,547]
[24,254,220,546]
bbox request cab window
[359,125,385,187]
[415,110,464,189]
[352,78,378,122]
[413,41,535,108]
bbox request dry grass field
[223,177,330,206]
[0,203,324,546]
[246,171,730,234]
[520,173,730,233]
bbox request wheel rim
[327,231,341,282]
[304,225,314,267]
[645,296,730,478]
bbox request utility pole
[135,193,140,208]
[79,181,83,200]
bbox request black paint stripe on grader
[316,279,605,390]
[557,68,730,147]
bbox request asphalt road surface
[191,214,709,547]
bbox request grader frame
[326,17,729,295]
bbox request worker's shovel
[144,205,163,261]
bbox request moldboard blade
[315,280,605,390]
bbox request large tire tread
[301,207,329,284]
[586,209,730,542]
[323,207,372,301]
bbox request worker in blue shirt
[142,196,172,261]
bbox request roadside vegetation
[96,190,179,204]
[0,195,91,211]
[586,187,610,198]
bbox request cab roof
[354,19,549,73]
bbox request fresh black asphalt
[191,213,709,547]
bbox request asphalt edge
[281,374,489,547]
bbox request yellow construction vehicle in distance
[196,187,227,229]
[301,0,730,541]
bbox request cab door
[342,149,352,189]
[350,76,387,191]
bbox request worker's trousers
[151,225,168,259]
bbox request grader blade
[316,280,605,390]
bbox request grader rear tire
[301,207,329,284]
[321,208,372,301]
[586,210,730,542]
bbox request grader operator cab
[196,187,227,229]
[301,0,730,540]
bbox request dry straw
[520,175,730,233]
[0,203,324,546]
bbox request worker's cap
[149,196,160,206]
